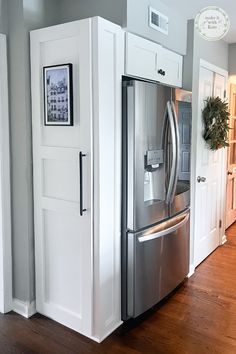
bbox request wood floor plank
[1,224,236,353]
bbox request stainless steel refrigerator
[121,79,191,320]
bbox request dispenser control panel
[146,150,164,166]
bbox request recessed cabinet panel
[158,47,183,87]
[43,210,82,316]
[125,32,161,81]
[41,36,81,148]
[42,158,79,202]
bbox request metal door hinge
[219,220,222,228]
[224,90,226,99]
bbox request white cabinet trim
[92,17,124,341]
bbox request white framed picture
[43,63,73,126]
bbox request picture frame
[43,63,73,126]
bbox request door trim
[191,59,228,272]
[225,83,236,229]
[0,34,12,313]
[200,59,228,78]
[199,60,228,247]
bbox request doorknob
[197,176,206,183]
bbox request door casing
[0,34,12,313]
[190,59,228,273]
[225,83,236,229]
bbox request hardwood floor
[2,225,236,354]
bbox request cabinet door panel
[158,47,183,87]
[125,32,161,81]
[31,19,93,336]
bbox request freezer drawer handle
[138,212,189,243]
[79,151,87,216]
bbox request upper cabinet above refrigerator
[125,32,183,87]
[158,47,183,88]
[125,32,162,82]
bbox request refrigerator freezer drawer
[127,211,190,318]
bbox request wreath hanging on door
[202,96,230,150]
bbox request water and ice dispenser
[144,149,165,204]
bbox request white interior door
[31,20,93,335]
[194,64,227,267]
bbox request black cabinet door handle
[79,151,87,216]
[158,69,166,76]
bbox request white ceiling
[161,0,236,43]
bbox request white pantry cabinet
[30,17,124,342]
[125,32,183,87]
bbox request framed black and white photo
[43,63,73,126]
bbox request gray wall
[7,0,61,303]
[183,20,228,91]
[57,0,127,27]
[194,24,228,72]
[56,0,187,55]
[0,0,8,34]
[126,0,187,55]
[182,21,194,91]
[8,0,33,304]
[229,44,236,75]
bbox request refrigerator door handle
[170,100,180,201]
[138,211,189,243]
[166,101,177,203]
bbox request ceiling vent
[149,7,169,35]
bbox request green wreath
[202,96,230,150]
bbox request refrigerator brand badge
[195,6,230,41]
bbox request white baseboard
[92,321,123,343]
[13,298,37,318]
[221,234,227,245]
[187,264,195,278]
[0,289,13,314]
[0,289,4,314]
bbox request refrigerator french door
[122,79,191,320]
